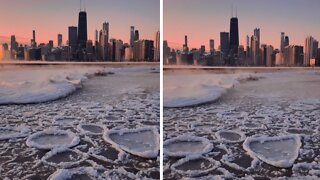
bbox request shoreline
[164,65,320,73]
[0,60,159,66]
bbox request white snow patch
[164,136,213,157]
[26,130,80,150]
[243,135,301,168]
[103,126,159,158]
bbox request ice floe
[171,155,220,177]
[103,126,159,158]
[243,135,302,168]
[215,130,246,143]
[0,126,30,140]
[41,148,88,168]
[26,130,80,150]
[163,136,213,157]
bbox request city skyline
[0,0,159,45]
[164,0,320,50]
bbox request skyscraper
[280,32,285,53]
[130,26,135,47]
[78,10,88,49]
[31,30,36,47]
[183,35,189,52]
[229,16,239,55]
[154,30,160,61]
[220,32,229,59]
[58,34,63,47]
[304,36,318,66]
[68,26,78,56]
[100,22,109,61]
[254,28,260,48]
[209,39,215,54]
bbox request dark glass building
[78,11,88,49]
[229,17,239,55]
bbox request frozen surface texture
[0,65,160,179]
[164,69,320,179]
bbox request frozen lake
[0,64,160,179]
[164,68,320,179]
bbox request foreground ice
[0,126,30,140]
[243,135,301,168]
[48,167,101,180]
[164,73,259,108]
[171,155,221,177]
[163,136,213,157]
[26,130,80,150]
[0,66,107,105]
[103,127,159,158]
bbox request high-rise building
[78,11,88,49]
[209,39,215,54]
[280,32,285,53]
[134,30,139,41]
[220,32,229,59]
[100,22,110,61]
[254,28,260,48]
[304,36,318,66]
[246,35,250,59]
[154,30,160,61]
[58,34,63,47]
[284,45,303,66]
[251,35,259,66]
[183,35,189,52]
[130,26,135,47]
[95,30,99,60]
[229,16,239,55]
[200,45,205,55]
[68,26,78,57]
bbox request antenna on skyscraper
[236,5,237,17]
[84,0,86,11]
[231,4,233,17]
[80,0,82,11]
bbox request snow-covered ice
[163,136,213,157]
[164,68,320,179]
[0,65,160,179]
[103,126,159,158]
[26,130,80,150]
[243,135,301,168]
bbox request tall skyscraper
[134,30,139,41]
[229,16,239,55]
[100,22,109,61]
[251,35,259,66]
[254,28,260,48]
[280,32,285,53]
[154,30,160,61]
[68,26,78,57]
[209,39,215,53]
[78,10,88,49]
[130,26,135,47]
[220,32,229,59]
[58,34,63,46]
[183,35,189,52]
[31,30,36,47]
[95,30,99,60]
[304,36,318,66]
